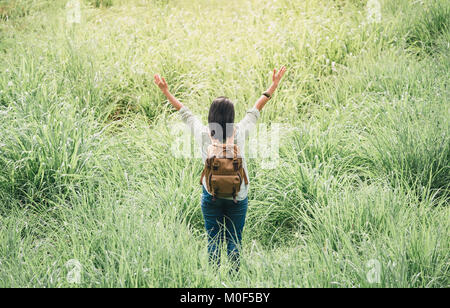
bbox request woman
[154,66,287,272]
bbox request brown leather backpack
[200,142,248,203]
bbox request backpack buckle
[213,161,220,171]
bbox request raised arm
[153,74,184,111]
[253,66,287,111]
[154,74,207,145]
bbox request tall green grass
[0,0,448,287]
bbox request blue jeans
[201,186,248,271]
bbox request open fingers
[154,74,161,84]
[278,66,286,78]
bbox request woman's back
[178,105,260,200]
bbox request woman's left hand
[153,74,169,93]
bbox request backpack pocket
[210,174,242,197]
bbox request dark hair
[208,96,235,143]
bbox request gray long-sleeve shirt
[178,106,260,200]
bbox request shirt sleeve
[236,107,261,138]
[178,106,209,146]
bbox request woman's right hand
[253,65,287,111]
[272,66,287,86]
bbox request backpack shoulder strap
[242,168,249,185]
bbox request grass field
[0,0,449,287]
